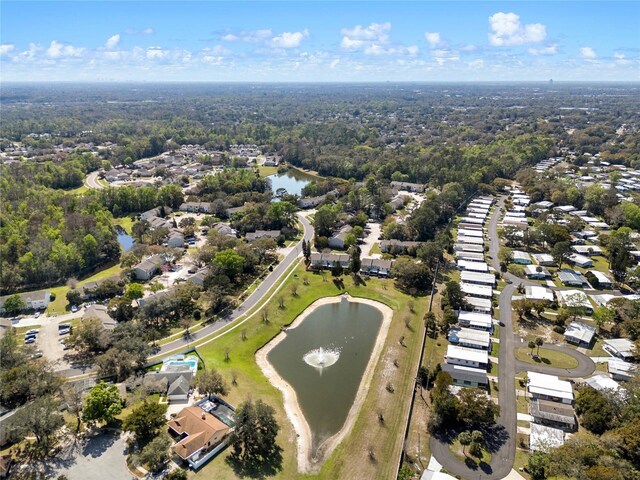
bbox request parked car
[34,311,41,318]
[71,305,78,313]
[24,337,36,344]
[32,351,43,359]
[26,329,39,335]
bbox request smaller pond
[267,170,311,199]
[266,298,384,457]
[115,226,134,252]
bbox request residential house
[360,257,394,277]
[0,291,50,313]
[447,327,491,350]
[532,253,555,266]
[587,270,612,288]
[245,230,281,242]
[140,206,172,221]
[464,296,493,314]
[460,283,493,300]
[83,305,117,330]
[167,229,185,248]
[308,252,350,270]
[512,251,532,265]
[460,271,496,287]
[455,251,485,262]
[441,364,488,388]
[456,260,489,273]
[133,255,164,281]
[457,235,484,246]
[167,405,232,469]
[328,225,353,249]
[583,375,621,392]
[179,202,215,214]
[187,268,209,288]
[608,359,636,381]
[457,311,493,331]
[213,223,237,237]
[603,338,636,361]
[524,265,551,280]
[527,371,574,405]
[564,321,596,347]
[454,243,484,253]
[568,254,593,268]
[525,286,555,303]
[557,270,587,287]
[572,245,603,256]
[557,290,593,314]
[529,423,565,452]
[530,398,576,431]
[379,239,421,254]
[458,228,483,238]
[390,181,425,193]
[445,345,489,369]
[168,376,191,403]
[389,195,406,212]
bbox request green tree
[528,340,536,356]
[313,204,339,237]
[349,245,361,275]
[391,257,433,292]
[535,337,544,356]
[551,241,572,270]
[457,388,499,426]
[123,401,168,443]
[608,228,633,282]
[125,282,145,300]
[83,382,123,425]
[3,294,25,316]
[10,395,64,454]
[575,386,616,435]
[442,281,467,310]
[229,398,281,464]
[214,249,245,280]
[331,260,344,277]
[66,289,83,307]
[137,434,172,473]
[194,368,228,397]
[458,431,472,456]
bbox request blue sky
[1,1,638,82]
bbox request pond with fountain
[258,295,392,472]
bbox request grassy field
[112,215,136,234]
[35,263,124,315]
[514,347,579,369]
[192,263,427,480]
[257,165,279,177]
[449,438,492,465]
[369,243,382,255]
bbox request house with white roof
[583,375,620,392]
[568,253,593,268]
[524,265,551,280]
[525,286,555,302]
[447,327,491,350]
[609,359,636,381]
[564,321,596,347]
[532,253,555,266]
[454,243,484,253]
[460,283,493,299]
[512,251,532,265]
[457,235,484,246]
[461,271,496,286]
[464,296,492,314]
[441,364,488,389]
[572,245,603,256]
[457,260,489,273]
[446,345,488,369]
[527,371,574,404]
[587,270,612,288]
[529,423,565,452]
[603,338,636,361]
[458,228,483,238]
[556,290,593,314]
[457,311,493,331]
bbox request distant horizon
[3,80,640,85]
[1,1,638,82]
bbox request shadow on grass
[225,446,283,478]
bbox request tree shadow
[352,275,367,286]
[332,278,345,290]
[481,424,509,453]
[480,461,493,474]
[225,446,283,478]
[464,457,479,470]
[81,432,119,458]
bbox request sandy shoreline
[255,293,394,473]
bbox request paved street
[84,171,105,190]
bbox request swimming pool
[162,357,199,372]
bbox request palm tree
[458,431,472,456]
[528,340,536,356]
[535,337,544,356]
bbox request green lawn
[257,165,278,177]
[514,347,579,369]
[192,264,428,480]
[369,243,382,255]
[449,438,492,465]
[112,215,136,234]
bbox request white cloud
[613,52,631,65]
[270,29,309,48]
[46,40,85,58]
[406,45,419,56]
[221,34,238,42]
[124,27,154,35]
[469,59,485,69]
[341,22,391,50]
[142,28,154,35]
[580,46,597,60]
[528,43,558,55]
[461,44,477,52]
[424,32,442,48]
[330,59,340,69]
[0,44,15,56]
[146,46,167,59]
[105,34,120,49]
[432,49,460,65]
[489,12,546,46]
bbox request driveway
[361,222,382,257]
[38,432,131,480]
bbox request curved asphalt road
[148,212,313,360]
[62,213,314,377]
[85,171,105,189]
[431,196,601,479]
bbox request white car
[71,305,78,313]
[26,329,39,335]
[34,312,41,318]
